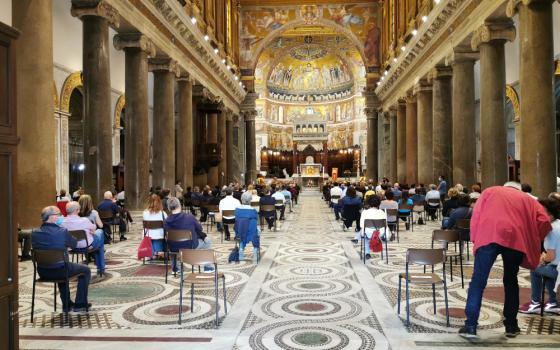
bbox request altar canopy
[300,163,322,177]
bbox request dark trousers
[334,203,342,220]
[19,230,32,257]
[276,205,285,220]
[223,217,235,239]
[464,243,524,329]
[343,217,360,231]
[38,263,91,310]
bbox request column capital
[397,99,407,107]
[471,20,516,50]
[149,57,180,77]
[241,92,259,111]
[242,109,258,122]
[113,33,156,57]
[405,92,417,104]
[449,46,479,65]
[363,87,381,109]
[71,0,120,28]
[365,107,377,120]
[177,71,194,84]
[429,65,453,81]
[413,79,432,94]
[224,109,234,122]
[507,0,558,17]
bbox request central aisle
[221,190,391,350]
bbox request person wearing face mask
[31,206,92,312]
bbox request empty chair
[178,249,226,327]
[398,248,449,327]
[204,204,220,233]
[432,230,465,288]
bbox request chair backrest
[432,229,461,245]
[33,249,67,268]
[222,210,235,217]
[191,199,201,207]
[275,199,284,205]
[180,249,216,266]
[207,204,219,213]
[385,209,399,216]
[364,219,386,229]
[455,219,470,230]
[399,203,413,211]
[250,201,260,207]
[406,248,445,266]
[98,210,114,220]
[261,204,276,212]
[413,201,425,211]
[143,220,164,230]
[427,198,440,206]
[167,229,192,242]
[68,230,88,246]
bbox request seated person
[441,187,460,227]
[355,195,387,258]
[97,191,127,241]
[143,194,168,258]
[219,188,241,241]
[62,201,106,277]
[410,187,426,224]
[259,187,276,230]
[272,186,287,220]
[234,191,261,262]
[32,206,91,312]
[380,190,399,231]
[330,183,343,215]
[520,198,560,314]
[442,194,473,230]
[18,228,32,261]
[341,187,362,232]
[425,184,442,220]
[164,197,213,272]
[281,186,293,212]
[398,191,414,230]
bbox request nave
[18,190,559,350]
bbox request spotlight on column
[434,0,440,4]
[234,76,239,81]
[393,58,398,63]
[422,15,428,22]
[191,17,197,24]
[226,65,231,70]
[222,58,226,64]
[214,48,219,54]
[204,34,209,41]
[78,164,85,171]
[401,46,406,52]
[412,29,418,36]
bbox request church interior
[1,0,560,349]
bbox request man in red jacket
[459,182,551,339]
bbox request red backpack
[369,230,383,253]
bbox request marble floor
[19,190,560,349]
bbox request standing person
[459,182,552,339]
[143,194,168,258]
[437,175,447,200]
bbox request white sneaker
[545,302,560,314]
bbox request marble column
[396,101,407,184]
[510,0,556,198]
[472,20,515,188]
[381,112,391,179]
[242,92,259,185]
[226,114,234,184]
[71,0,119,203]
[451,47,478,188]
[292,142,298,175]
[366,108,378,181]
[322,140,329,175]
[205,106,220,187]
[405,94,418,185]
[14,0,55,228]
[431,65,453,185]
[415,80,433,186]
[149,57,178,189]
[218,110,227,186]
[177,74,194,187]
[389,108,398,182]
[114,33,155,210]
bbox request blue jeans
[151,239,165,255]
[464,243,524,329]
[38,263,91,309]
[239,240,259,261]
[334,203,342,219]
[531,264,558,304]
[91,229,106,272]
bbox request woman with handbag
[143,194,168,259]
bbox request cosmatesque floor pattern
[19,190,560,350]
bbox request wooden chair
[221,210,236,243]
[385,209,399,243]
[412,200,426,224]
[362,219,388,264]
[67,230,99,271]
[142,220,165,265]
[260,204,277,231]
[432,230,464,288]
[455,219,471,261]
[204,204,220,233]
[99,210,118,243]
[398,248,449,327]
[191,199,201,217]
[398,203,414,232]
[31,249,88,322]
[178,249,226,327]
[165,229,192,284]
[427,199,441,220]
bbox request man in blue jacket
[32,206,91,312]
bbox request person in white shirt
[219,188,241,240]
[116,190,125,202]
[142,194,168,258]
[330,183,343,219]
[354,195,387,259]
[425,184,441,220]
[272,186,287,220]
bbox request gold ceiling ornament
[60,71,83,113]
[505,85,520,122]
[114,95,126,128]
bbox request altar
[299,161,323,187]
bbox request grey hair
[40,206,59,222]
[241,191,252,205]
[66,201,80,215]
[504,182,522,191]
[167,197,181,211]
